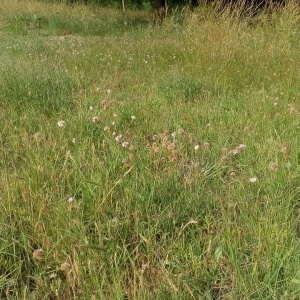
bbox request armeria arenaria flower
[249,177,257,183]
[221,148,228,155]
[33,133,41,141]
[269,163,278,171]
[131,116,136,120]
[33,249,44,261]
[237,144,247,152]
[67,197,75,203]
[122,142,130,148]
[115,134,122,143]
[60,262,72,272]
[288,104,297,114]
[194,145,200,151]
[92,116,100,123]
[57,120,66,127]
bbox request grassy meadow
[1,0,300,298]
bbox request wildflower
[122,141,129,148]
[249,177,257,183]
[171,132,176,138]
[122,158,129,164]
[288,104,297,114]
[220,156,227,163]
[33,249,44,261]
[178,128,186,135]
[229,149,239,156]
[89,106,93,110]
[167,143,176,151]
[111,122,115,126]
[269,163,278,171]
[152,143,159,153]
[280,144,288,154]
[67,197,75,203]
[60,262,72,272]
[131,116,136,120]
[103,126,109,131]
[107,89,111,94]
[188,133,196,143]
[34,132,41,141]
[113,113,118,118]
[92,116,100,123]
[221,148,228,155]
[194,145,200,151]
[115,134,122,143]
[72,138,76,144]
[57,120,66,127]
[229,171,237,178]
[237,144,247,152]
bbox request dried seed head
[237,144,247,152]
[280,143,288,154]
[288,104,297,114]
[178,128,186,135]
[33,249,44,261]
[188,133,196,143]
[60,262,72,272]
[269,162,278,171]
[34,133,41,141]
[229,149,239,156]
[167,143,176,151]
[229,171,237,178]
[220,156,227,163]
[221,148,228,155]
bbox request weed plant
[0,0,300,299]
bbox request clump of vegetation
[0,0,300,299]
